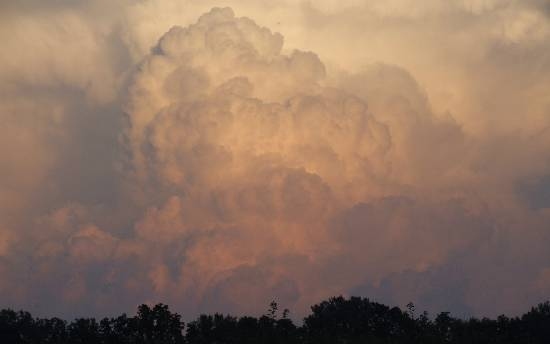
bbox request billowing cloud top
[1,0,550,320]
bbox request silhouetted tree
[3,298,550,343]
[68,318,100,344]
[304,296,414,343]
[132,304,185,344]
[521,301,550,343]
[37,317,69,344]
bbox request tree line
[2,296,550,343]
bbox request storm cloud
[1,1,550,320]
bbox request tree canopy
[2,298,550,343]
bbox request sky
[1,0,550,320]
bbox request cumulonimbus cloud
[1,2,550,320]
[119,7,492,316]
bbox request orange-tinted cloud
[1,2,550,320]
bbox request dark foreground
[2,296,550,343]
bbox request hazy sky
[1,0,550,320]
